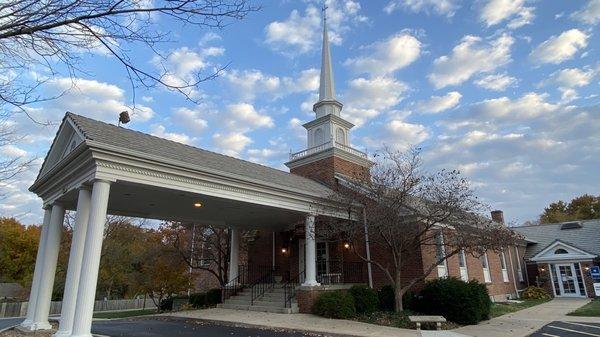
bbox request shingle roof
[67,113,333,196]
[513,219,600,259]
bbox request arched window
[314,128,323,145]
[554,248,568,254]
[336,128,345,144]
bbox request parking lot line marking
[565,322,600,330]
[548,325,600,337]
[542,333,561,337]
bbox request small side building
[514,220,599,298]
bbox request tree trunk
[394,272,403,312]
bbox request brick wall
[290,156,370,187]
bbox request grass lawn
[490,299,550,318]
[92,308,157,319]
[568,299,600,317]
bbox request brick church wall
[290,156,370,188]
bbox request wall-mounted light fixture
[281,247,287,254]
[343,242,350,249]
[540,267,546,272]
[584,265,590,271]
[193,202,203,208]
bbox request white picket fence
[0,298,157,318]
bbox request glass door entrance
[555,264,580,296]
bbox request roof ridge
[66,112,332,187]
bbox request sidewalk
[455,298,598,337]
[166,308,421,337]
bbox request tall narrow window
[514,246,524,282]
[336,128,345,145]
[500,251,509,282]
[459,249,469,281]
[314,128,324,146]
[481,253,491,283]
[435,232,448,278]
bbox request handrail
[222,265,248,302]
[250,268,276,305]
[289,139,368,161]
[283,269,305,308]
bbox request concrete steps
[219,285,298,314]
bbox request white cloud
[474,73,517,91]
[344,32,421,76]
[363,120,429,150]
[545,67,596,88]
[0,145,28,157]
[529,29,588,64]
[571,0,600,25]
[172,107,209,133]
[212,132,252,157]
[384,0,459,17]
[480,0,535,29]
[429,34,514,89]
[417,91,462,113]
[150,124,195,145]
[224,68,319,101]
[469,92,559,121]
[342,77,409,126]
[225,103,274,132]
[264,0,367,55]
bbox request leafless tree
[0,0,258,123]
[165,222,244,287]
[0,119,35,188]
[322,147,519,311]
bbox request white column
[228,228,240,284]
[70,180,111,337]
[21,208,52,329]
[31,203,65,330]
[54,188,92,337]
[303,214,320,286]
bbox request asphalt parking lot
[91,316,327,337]
[531,321,600,337]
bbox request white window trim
[435,232,448,278]
[514,246,524,282]
[482,253,491,283]
[459,249,469,281]
[500,251,509,283]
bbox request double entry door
[554,263,582,297]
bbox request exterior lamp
[193,202,202,208]
[281,247,287,254]
[540,267,546,272]
[343,242,350,249]
[584,265,590,271]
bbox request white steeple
[313,5,343,119]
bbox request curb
[0,325,18,334]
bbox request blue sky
[2,0,599,225]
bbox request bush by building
[378,285,395,311]
[206,288,222,305]
[312,291,356,319]
[521,286,551,300]
[349,285,379,314]
[416,277,492,325]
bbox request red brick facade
[289,155,370,187]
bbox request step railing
[250,267,277,305]
[222,265,248,302]
[316,260,366,285]
[283,269,305,308]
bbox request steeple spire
[313,4,343,118]
[319,5,335,101]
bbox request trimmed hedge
[189,292,207,308]
[349,285,379,314]
[378,285,395,312]
[416,277,492,325]
[159,297,173,311]
[521,286,551,300]
[312,291,356,319]
[206,288,222,305]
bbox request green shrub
[159,297,173,312]
[378,285,395,311]
[349,285,379,314]
[312,291,356,319]
[521,286,551,300]
[402,290,416,310]
[416,277,492,325]
[206,288,222,305]
[189,292,207,308]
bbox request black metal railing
[283,269,305,308]
[316,260,365,285]
[250,267,276,305]
[222,265,248,302]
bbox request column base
[53,329,72,337]
[302,280,321,287]
[16,321,52,332]
[20,319,33,329]
[70,333,93,337]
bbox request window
[514,246,524,282]
[314,128,324,145]
[500,251,509,282]
[459,249,469,281]
[435,232,448,278]
[481,253,491,283]
[336,128,345,144]
[554,248,568,254]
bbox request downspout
[272,232,276,271]
[363,208,373,288]
[507,247,519,298]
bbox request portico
[22,112,352,336]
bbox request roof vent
[560,222,582,230]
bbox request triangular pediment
[37,115,85,179]
[531,239,596,262]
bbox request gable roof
[530,239,597,262]
[35,112,334,197]
[513,219,600,259]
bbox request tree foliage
[322,147,519,311]
[0,217,41,284]
[539,194,600,224]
